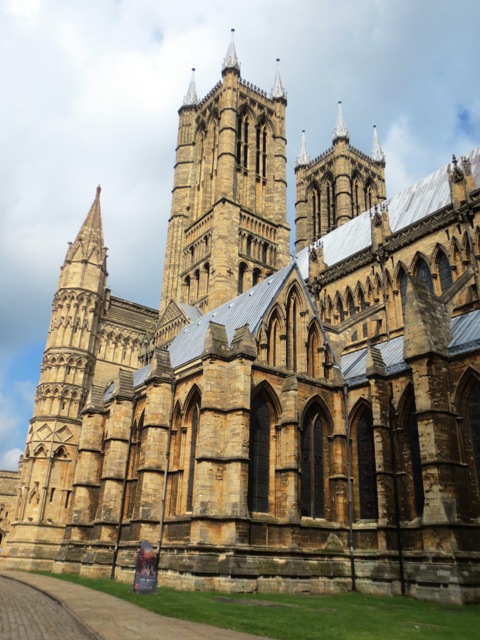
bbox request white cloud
[0,449,23,471]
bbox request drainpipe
[343,383,356,591]
[156,379,177,561]
[111,397,137,580]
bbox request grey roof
[178,302,202,322]
[133,364,151,388]
[449,309,480,355]
[297,146,480,271]
[342,308,480,384]
[168,262,300,368]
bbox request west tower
[295,102,386,252]
[159,32,290,319]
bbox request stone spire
[332,101,349,143]
[372,125,385,163]
[271,58,287,100]
[296,130,310,167]
[70,185,105,263]
[222,28,240,73]
[183,68,198,107]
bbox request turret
[8,188,107,570]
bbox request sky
[0,0,479,470]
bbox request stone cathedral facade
[3,34,480,604]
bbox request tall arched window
[405,395,424,518]
[310,184,321,239]
[286,292,299,370]
[256,121,267,178]
[415,256,433,293]
[356,409,378,519]
[398,267,408,321]
[468,381,480,493]
[267,313,281,368]
[301,405,325,518]
[184,276,191,304]
[248,392,272,513]
[186,395,200,512]
[437,250,453,293]
[252,268,261,287]
[237,113,249,169]
[238,262,248,294]
[307,326,320,377]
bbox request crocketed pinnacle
[332,101,349,142]
[222,28,240,73]
[296,130,310,167]
[271,58,287,100]
[71,185,105,261]
[183,68,198,106]
[371,125,385,163]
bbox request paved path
[0,570,272,640]
[0,575,95,639]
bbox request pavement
[0,570,272,640]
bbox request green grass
[40,572,480,640]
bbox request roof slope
[169,262,309,368]
[297,146,480,275]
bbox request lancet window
[300,404,325,518]
[248,391,273,513]
[356,408,378,519]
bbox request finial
[222,28,241,73]
[271,58,287,100]
[296,130,310,167]
[96,185,101,197]
[183,68,198,106]
[371,125,385,163]
[332,101,349,143]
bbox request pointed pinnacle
[271,58,287,100]
[222,28,240,73]
[183,68,198,106]
[296,130,310,167]
[72,186,105,255]
[332,101,349,142]
[372,125,385,162]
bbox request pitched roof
[297,146,480,272]
[342,308,480,385]
[168,262,306,368]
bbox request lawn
[42,572,480,640]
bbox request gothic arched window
[405,395,424,518]
[248,393,272,513]
[256,121,268,178]
[267,313,281,368]
[238,262,248,294]
[237,113,249,169]
[307,326,320,378]
[186,397,200,512]
[398,267,408,321]
[468,382,480,493]
[286,292,299,370]
[356,409,378,519]
[415,257,433,293]
[301,405,325,518]
[437,250,453,294]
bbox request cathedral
[2,33,480,604]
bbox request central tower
[159,31,290,318]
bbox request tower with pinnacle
[294,102,386,252]
[159,31,290,320]
[8,188,108,568]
